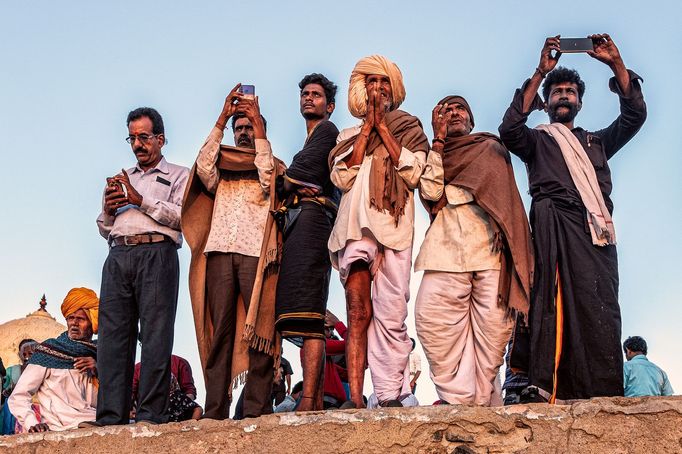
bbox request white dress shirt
[97,157,189,246]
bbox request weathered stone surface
[1,396,680,453]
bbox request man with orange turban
[328,55,429,408]
[8,288,98,432]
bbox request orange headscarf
[61,287,99,334]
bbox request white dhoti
[415,270,512,405]
[338,235,413,402]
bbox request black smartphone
[239,84,255,99]
[560,38,594,53]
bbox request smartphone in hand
[560,38,594,53]
[239,84,255,100]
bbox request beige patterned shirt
[415,151,500,273]
[196,127,274,257]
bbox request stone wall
[1,396,680,453]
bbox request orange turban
[348,55,406,119]
[61,287,99,334]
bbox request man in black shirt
[499,34,646,401]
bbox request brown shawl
[328,110,429,224]
[423,133,533,315]
[182,144,284,393]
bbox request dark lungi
[275,201,334,341]
[529,198,622,400]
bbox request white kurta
[415,151,500,272]
[8,364,97,431]
[328,125,426,259]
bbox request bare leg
[345,261,373,408]
[298,338,325,411]
[314,361,325,410]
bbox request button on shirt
[329,124,426,255]
[195,127,274,257]
[97,157,190,246]
[623,355,674,397]
[415,151,500,273]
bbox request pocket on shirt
[151,177,173,201]
[586,135,606,169]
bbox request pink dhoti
[337,235,413,402]
[415,270,512,405]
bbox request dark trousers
[96,242,179,425]
[203,252,274,420]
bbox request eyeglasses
[125,134,159,144]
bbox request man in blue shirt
[623,336,673,397]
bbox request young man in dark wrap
[182,85,278,419]
[415,96,532,406]
[262,73,339,411]
[328,55,429,408]
[499,34,647,401]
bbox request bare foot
[296,396,315,412]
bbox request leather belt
[109,234,172,247]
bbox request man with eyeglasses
[94,107,189,426]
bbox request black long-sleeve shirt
[498,70,647,213]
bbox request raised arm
[587,34,647,158]
[372,87,403,167]
[420,105,449,201]
[523,36,561,112]
[499,37,560,161]
[587,34,630,96]
[196,84,243,193]
[237,96,275,193]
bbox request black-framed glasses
[125,134,158,144]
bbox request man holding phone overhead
[182,84,280,419]
[498,34,647,401]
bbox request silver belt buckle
[123,236,135,246]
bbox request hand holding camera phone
[107,176,128,198]
[559,36,607,53]
[238,84,255,100]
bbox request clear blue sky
[1,1,679,406]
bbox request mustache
[552,100,574,110]
[134,147,146,153]
[548,100,579,122]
